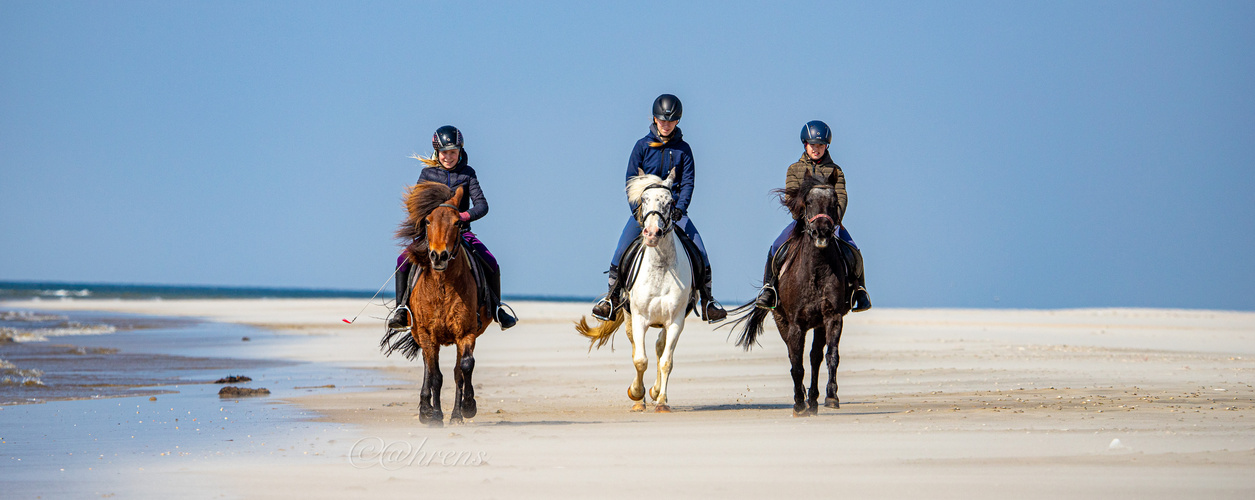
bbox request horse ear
[450,185,465,206]
[637,167,646,178]
[665,167,677,185]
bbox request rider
[592,94,727,323]
[387,125,517,331]
[753,120,871,312]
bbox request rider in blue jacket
[592,94,726,323]
[387,125,516,331]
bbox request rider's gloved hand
[458,212,471,222]
[670,207,684,222]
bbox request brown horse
[726,174,850,416]
[380,181,490,426]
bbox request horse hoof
[824,397,840,409]
[654,404,671,413]
[631,402,646,412]
[462,399,478,419]
[449,416,464,426]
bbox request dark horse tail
[724,301,770,351]
[380,323,420,360]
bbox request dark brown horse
[727,174,850,416]
[380,181,490,426]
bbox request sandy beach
[2,298,1253,498]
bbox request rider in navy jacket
[624,125,695,215]
[419,150,488,226]
[387,125,515,332]
[592,94,726,323]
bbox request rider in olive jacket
[755,120,871,313]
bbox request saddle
[614,232,701,316]
[770,234,856,311]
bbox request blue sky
[2,1,1252,309]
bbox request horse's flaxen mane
[626,173,668,207]
[395,181,455,243]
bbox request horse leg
[807,326,825,414]
[457,337,478,420]
[784,324,808,416]
[419,343,444,426]
[649,331,665,402]
[653,320,684,413]
[824,316,845,408]
[627,314,649,412]
[449,342,466,425]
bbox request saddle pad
[618,234,699,316]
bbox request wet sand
[4,299,1253,499]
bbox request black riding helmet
[432,125,463,151]
[800,120,831,145]
[652,94,682,121]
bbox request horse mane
[394,181,458,266]
[776,174,833,223]
[396,181,454,242]
[626,173,668,207]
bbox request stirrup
[386,305,412,332]
[850,287,872,313]
[754,285,778,310]
[591,294,618,321]
[496,303,517,330]
[703,299,727,323]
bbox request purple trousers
[396,231,498,274]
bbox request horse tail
[724,301,769,351]
[379,325,421,360]
[574,309,625,351]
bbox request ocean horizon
[0,280,596,303]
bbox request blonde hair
[409,152,442,167]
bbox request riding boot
[754,250,779,310]
[591,265,623,320]
[387,264,413,330]
[488,268,516,330]
[842,244,872,312]
[700,266,727,322]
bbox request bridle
[804,212,834,239]
[425,203,464,263]
[802,184,837,240]
[636,184,675,236]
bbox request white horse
[576,168,695,412]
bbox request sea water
[0,297,387,497]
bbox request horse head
[628,168,677,248]
[426,185,465,272]
[784,174,839,249]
